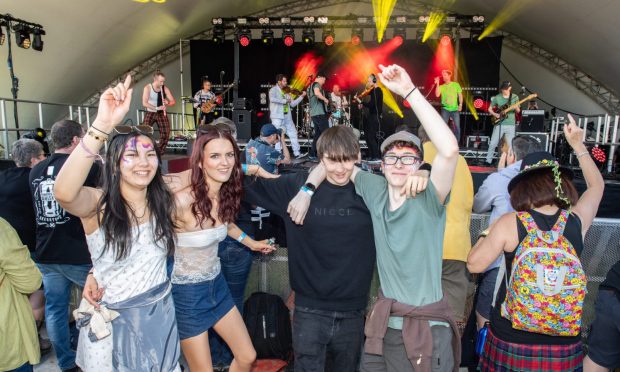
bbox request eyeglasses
[383,155,422,166]
[114,125,154,135]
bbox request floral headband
[520,159,571,207]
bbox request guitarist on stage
[142,71,176,153]
[485,80,520,165]
[356,74,383,160]
[193,77,216,125]
[307,72,330,159]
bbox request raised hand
[378,64,415,98]
[95,74,133,131]
[564,114,585,150]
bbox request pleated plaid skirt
[478,328,583,372]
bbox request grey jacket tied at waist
[364,290,461,372]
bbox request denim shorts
[171,273,235,340]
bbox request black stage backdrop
[190,37,502,138]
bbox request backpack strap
[516,211,537,236]
[551,209,569,235]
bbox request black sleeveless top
[490,209,584,345]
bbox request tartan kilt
[478,328,583,371]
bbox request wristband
[575,151,589,159]
[418,163,432,172]
[242,164,248,175]
[478,229,490,240]
[237,232,247,243]
[300,185,315,196]
[403,86,418,100]
[90,126,111,136]
[80,138,105,164]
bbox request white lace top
[171,224,227,284]
[86,223,168,304]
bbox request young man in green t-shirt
[486,81,520,165]
[289,64,462,371]
[434,69,463,143]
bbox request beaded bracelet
[575,151,589,159]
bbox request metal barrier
[245,213,620,336]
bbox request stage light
[259,17,270,25]
[317,16,328,24]
[32,28,44,51]
[446,16,456,23]
[212,26,225,44]
[440,34,451,46]
[212,18,223,25]
[472,15,485,23]
[418,15,430,23]
[282,28,295,47]
[393,27,406,45]
[351,27,363,45]
[280,17,291,24]
[357,17,369,24]
[396,16,407,24]
[473,97,484,109]
[0,21,5,45]
[322,26,335,46]
[302,28,315,44]
[237,28,251,47]
[15,25,31,49]
[303,16,315,24]
[237,18,247,25]
[261,28,274,45]
[439,28,453,46]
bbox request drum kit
[297,91,354,139]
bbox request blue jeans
[209,236,254,365]
[7,362,33,372]
[293,306,366,372]
[37,263,91,370]
[441,108,461,144]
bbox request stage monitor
[519,109,545,132]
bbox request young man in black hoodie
[243,125,375,371]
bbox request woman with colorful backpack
[467,114,604,371]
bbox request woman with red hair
[170,126,274,372]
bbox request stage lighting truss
[472,15,485,23]
[302,28,315,44]
[0,15,45,51]
[418,15,431,24]
[322,26,335,46]
[212,26,225,44]
[303,16,315,24]
[317,16,329,24]
[212,18,223,25]
[237,27,251,47]
[393,27,406,44]
[351,27,363,45]
[258,17,270,25]
[282,27,295,47]
[396,16,407,24]
[261,28,274,45]
[32,28,44,51]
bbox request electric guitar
[492,93,537,125]
[201,82,237,114]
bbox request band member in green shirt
[435,69,463,142]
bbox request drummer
[330,84,350,127]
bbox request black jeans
[364,113,381,159]
[311,114,330,157]
[293,306,365,372]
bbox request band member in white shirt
[269,74,306,158]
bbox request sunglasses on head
[114,125,154,135]
[196,123,234,137]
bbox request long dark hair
[189,126,242,227]
[96,133,176,261]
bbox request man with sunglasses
[287,64,462,371]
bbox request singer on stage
[435,69,462,141]
[142,71,176,153]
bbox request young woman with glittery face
[54,76,181,371]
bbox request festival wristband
[300,185,315,196]
[242,164,248,175]
[575,151,589,159]
[237,232,247,243]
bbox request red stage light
[402,98,411,108]
[393,35,404,46]
[440,35,452,46]
[351,35,361,46]
[473,98,484,109]
[256,112,265,118]
[592,146,606,163]
[324,35,334,46]
[239,35,250,47]
[283,35,294,47]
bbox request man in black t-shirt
[307,72,330,159]
[29,120,99,372]
[356,74,384,160]
[584,260,620,371]
[243,126,375,372]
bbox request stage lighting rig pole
[1,14,45,138]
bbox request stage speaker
[233,110,252,141]
[519,110,545,132]
[517,131,550,152]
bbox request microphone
[521,86,526,95]
[220,71,225,75]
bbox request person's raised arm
[378,64,458,203]
[290,92,306,108]
[55,75,133,220]
[434,77,441,98]
[564,114,604,234]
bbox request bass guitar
[201,82,237,114]
[492,93,537,125]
